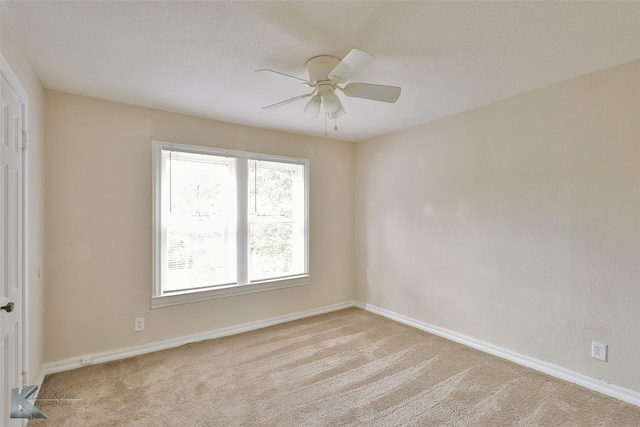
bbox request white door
[1,70,25,426]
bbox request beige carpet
[28,308,640,426]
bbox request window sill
[151,275,311,309]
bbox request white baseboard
[33,369,46,392]
[40,299,640,408]
[42,300,358,376]
[363,302,640,408]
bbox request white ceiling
[4,1,640,142]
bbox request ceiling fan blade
[328,48,375,84]
[342,83,401,103]
[255,69,312,85]
[262,94,311,110]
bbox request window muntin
[152,141,309,306]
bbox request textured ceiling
[3,1,640,142]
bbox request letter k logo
[11,385,47,419]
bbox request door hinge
[21,129,28,151]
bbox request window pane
[162,150,236,292]
[250,222,294,279]
[249,160,305,281]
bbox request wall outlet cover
[135,317,145,332]
[592,342,607,362]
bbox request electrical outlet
[592,342,607,362]
[135,317,145,332]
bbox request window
[152,141,309,308]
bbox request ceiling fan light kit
[327,107,345,120]
[303,95,322,118]
[321,90,343,114]
[257,48,401,131]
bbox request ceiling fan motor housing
[305,55,340,84]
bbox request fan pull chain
[334,118,338,131]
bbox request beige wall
[355,60,640,392]
[1,4,47,384]
[44,91,355,361]
[8,0,639,395]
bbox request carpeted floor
[28,308,640,426]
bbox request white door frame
[1,53,30,393]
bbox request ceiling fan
[256,48,401,121]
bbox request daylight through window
[152,141,309,307]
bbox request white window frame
[152,140,310,308]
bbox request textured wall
[44,91,355,362]
[355,60,640,391]
[1,4,47,384]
